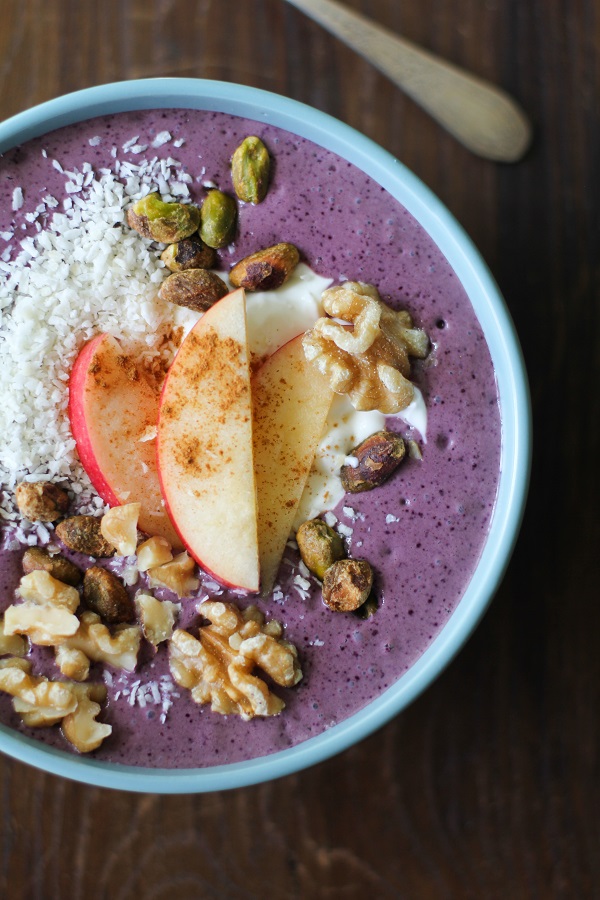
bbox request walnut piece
[0,616,28,657]
[169,601,302,720]
[0,657,110,751]
[135,593,180,646]
[62,694,112,753]
[3,570,81,646]
[3,603,79,646]
[302,282,429,414]
[18,570,80,611]
[0,663,77,726]
[58,610,141,672]
[148,551,199,598]
[136,536,173,572]
[55,646,90,681]
[100,503,140,557]
[0,656,31,672]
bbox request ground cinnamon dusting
[116,354,140,383]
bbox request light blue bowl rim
[0,78,531,793]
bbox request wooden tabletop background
[0,1,598,898]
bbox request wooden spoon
[284,0,532,162]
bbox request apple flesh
[157,288,260,592]
[69,332,181,548]
[252,334,334,593]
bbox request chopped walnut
[3,570,81,646]
[13,684,106,729]
[100,503,141,557]
[58,611,141,672]
[169,601,302,720]
[3,603,79,646]
[135,593,180,646]
[148,551,199,598]
[136,536,173,572]
[0,665,78,726]
[0,656,31,673]
[303,282,429,413]
[18,570,80,612]
[62,695,112,753]
[55,645,90,682]
[0,616,28,657]
[0,657,110,750]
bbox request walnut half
[303,282,429,414]
[169,601,302,720]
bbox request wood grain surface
[0,1,598,897]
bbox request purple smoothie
[0,109,500,767]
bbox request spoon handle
[284,0,531,162]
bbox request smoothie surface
[0,109,500,767]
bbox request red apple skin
[69,332,182,549]
[69,334,120,505]
[157,289,260,593]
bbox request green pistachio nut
[296,519,346,581]
[160,237,217,272]
[231,136,271,204]
[199,189,237,249]
[158,268,228,312]
[229,242,300,291]
[127,194,201,243]
[340,431,406,493]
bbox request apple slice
[157,288,260,592]
[69,332,181,548]
[252,334,334,593]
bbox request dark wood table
[1,1,598,897]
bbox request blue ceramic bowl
[0,79,530,792]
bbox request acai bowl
[0,79,530,792]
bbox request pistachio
[231,136,271,204]
[296,519,345,581]
[22,547,82,587]
[83,566,135,624]
[55,516,115,558]
[322,559,373,612]
[199,189,237,248]
[158,268,228,312]
[160,236,217,272]
[229,242,300,291]
[340,431,406,493]
[15,481,69,523]
[126,194,200,243]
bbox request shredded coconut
[152,131,171,148]
[11,188,24,211]
[0,146,194,535]
[106,671,179,723]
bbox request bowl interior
[0,79,530,792]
